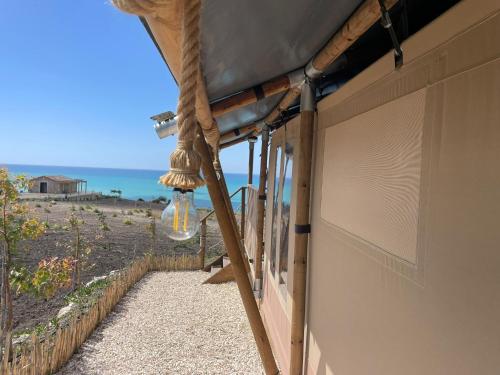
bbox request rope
[113,0,209,190]
[112,0,172,17]
[159,0,204,190]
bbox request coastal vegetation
[0,169,73,354]
[0,171,224,340]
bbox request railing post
[198,218,207,269]
[241,186,246,241]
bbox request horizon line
[0,162,252,176]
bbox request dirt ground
[6,197,226,334]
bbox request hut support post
[194,128,279,375]
[290,80,315,375]
[255,125,269,289]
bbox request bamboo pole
[195,127,279,375]
[308,0,398,73]
[211,74,291,118]
[289,81,315,375]
[248,137,256,185]
[255,125,269,285]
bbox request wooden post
[248,137,256,185]
[241,186,246,241]
[289,80,315,375]
[198,219,207,269]
[255,125,269,285]
[195,128,279,375]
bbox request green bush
[123,219,133,225]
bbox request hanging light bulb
[161,188,199,241]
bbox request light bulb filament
[173,200,180,231]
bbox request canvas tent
[113,0,500,374]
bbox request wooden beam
[255,126,269,284]
[211,74,291,118]
[289,82,315,375]
[202,253,226,272]
[203,263,234,284]
[195,127,279,375]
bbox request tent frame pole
[289,80,315,375]
[194,127,279,375]
[255,125,269,290]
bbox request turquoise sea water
[2,164,254,208]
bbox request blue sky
[0,1,256,173]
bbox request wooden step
[203,263,234,284]
[202,253,226,272]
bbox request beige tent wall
[305,1,500,374]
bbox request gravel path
[58,272,264,375]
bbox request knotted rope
[114,0,205,190]
[158,0,204,189]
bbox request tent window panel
[278,142,293,292]
[270,146,282,276]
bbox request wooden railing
[198,186,247,268]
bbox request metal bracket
[295,224,311,234]
[378,0,403,69]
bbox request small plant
[85,205,92,210]
[145,208,153,218]
[93,208,100,214]
[79,206,85,211]
[44,208,51,213]
[67,213,93,288]
[123,219,133,225]
[112,213,117,218]
[65,278,109,308]
[126,210,133,216]
[35,203,42,208]
[95,210,111,251]
[12,257,75,300]
[70,205,76,212]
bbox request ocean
[3,164,254,209]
